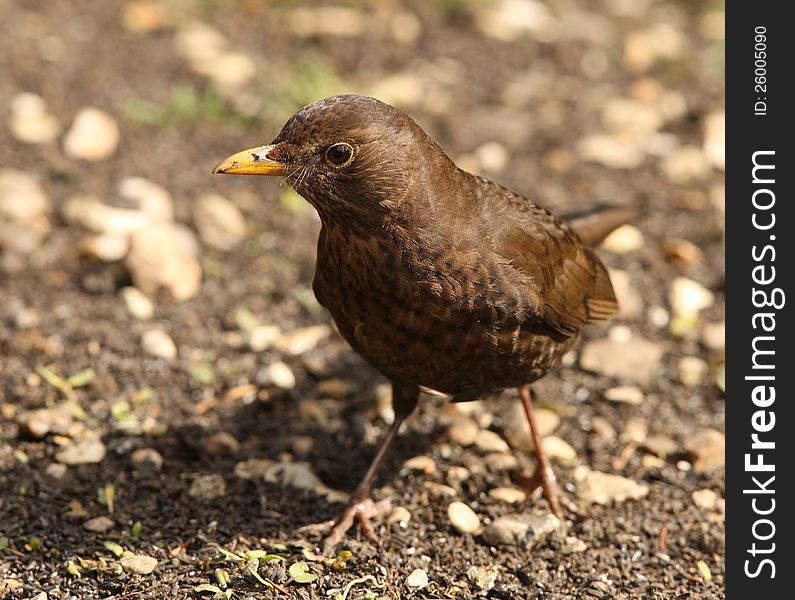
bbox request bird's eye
[325,143,354,167]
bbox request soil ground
[1,1,724,598]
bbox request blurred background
[1,0,724,598]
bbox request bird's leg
[516,384,584,519]
[321,384,419,555]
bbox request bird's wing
[491,206,618,336]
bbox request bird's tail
[559,203,639,248]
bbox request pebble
[474,0,558,42]
[661,145,711,183]
[203,51,256,93]
[701,321,725,351]
[488,487,527,504]
[56,438,107,465]
[81,233,130,262]
[467,565,499,591]
[423,481,458,498]
[576,470,649,505]
[204,432,240,457]
[591,416,616,442]
[274,325,331,355]
[703,110,725,170]
[542,435,578,464]
[660,238,704,268]
[9,92,61,144]
[23,407,74,438]
[126,224,202,300]
[448,501,481,534]
[260,361,296,389]
[641,454,665,469]
[122,0,170,34]
[692,488,720,511]
[189,473,227,500]
[603,385,644,406]
[643,435,678,458]
[193,193,246,250]
[264,462,348,503]
[288,6,366,37]
[121,286,154,320]
[315,378,353,398]
[131,448,164,471]
[503,404,559,451]
[678,356,708,387]
[624,23,685,73]
[601,98,662,136]
[387,506,412,527]
[580,336,663,386]
[402,455,436,474]
[669,277,714,319]
[482,513,561,547]
[577,134,645,169]
[621,417,648,444]
[63,108,120,160]
[601,224,644,254]
[83,516,115,532]
[474,141,510,173]
[474,430,511,453]
[174,21,227,70]
[406,568,429,589]
[684,428,725,472]
[483,452,520,471]
[0,168,50,225]
[118,177,173,222]
[141,329,177,359]
[119,554,158,575]
[447,418,480,448]
[248,325,281,352]
[62,195,149,235]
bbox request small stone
[661,145,711,183]
[692,488,720,511]
[0,168,50,224]
[702,321,725,351]
[684,429,725,473]
[488,487,527,504]
[591,416,616,442]
[473,0,558,42]
[448,418,480,446]
[62,194,149,235]
[643,435,678,458]
[448,501,480,534]
[661,238,704,268]
[56,438,107,465]
[678,356,708,387]
[542,435,577,464]
[669,277,714,319]
[189,473,227,500]
[624,23,685,73]
[447,466,471,486]
[118,176,173,222]
[274,325,331,355]
[23,407,73,438]
[641,454,665,469]
[141,329,177,359]
[63,108,120,161]
[406,568,429,589]
[580,336,663,386]
[601,97,662,136]
[483,452,520,471]
[474,141,510,173]
[131,448,163,471]
[563,535,588,553]
[263,462,348,503]
[288,6,366,37]
[9,92,61,144]
[248,325,281,351]
[603,385,644,406]
[502,403,559,451]
[703,110,725,170]
[84,516,115,532]
[621,417,648,444]
[194,194,246,250]
[43,463,67,481]
[204,432,240,457]
[482,513,562,547]
[467,565,499,591]
[233,458,272,480]
[122,0,170,34]
[423,481,458,498]
[126,224,202,301]
[601,224,644,254]
[576,470,649,504]
[315,378,353,398]
[121,287,154,320]
[577,134,645,169]
[387,506,412,526]
[80,233,130,262]
[174,21,227,67]
[402,455,436,474]
[119,554,158,575]
[474,430,511,453]
[260,361,296,389]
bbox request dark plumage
[214,94,625,553]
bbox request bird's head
[213,95,448,223]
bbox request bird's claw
[303,496,392,556]
[515,465,586,520]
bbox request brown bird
[213,95,627,553]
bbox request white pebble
[63,108,120,161]
[448,501,481,534]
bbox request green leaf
[289,561,318,584]
[67,368,96,388]
[194,584,223,594]
[697,560,713,582]
[102,541,124,557]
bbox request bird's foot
[299,496,392,556]
[514,464,585,520]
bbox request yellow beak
[212,144,287,176]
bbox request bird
[213,94,628,554]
